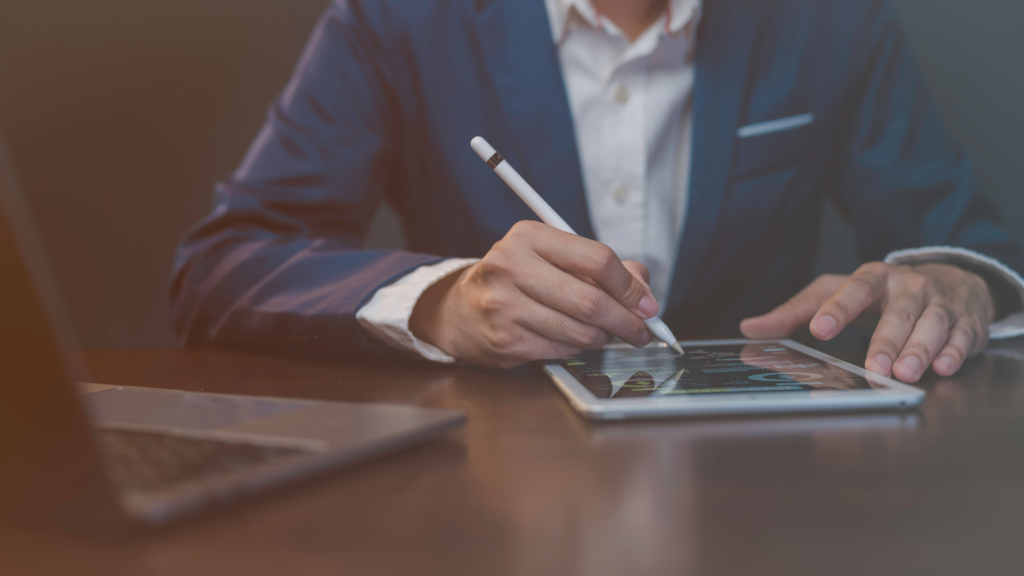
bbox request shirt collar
[545,0,702,44]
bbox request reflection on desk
[1,338,1023,576]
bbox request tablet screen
[560,343,873,399]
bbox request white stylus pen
[471,136,684,355]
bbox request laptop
[0,129,465,529]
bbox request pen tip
[671,342,684,355]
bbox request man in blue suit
[172,0,1024,383]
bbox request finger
[864,291,927,377]
[520,223,658,318]
[513,294,620,350]
[891,304,955,383]
[740,275,846,339]
[567,265,654,304]
[515,267,651,347]
[621,260,651,285]
[932,318,987,377]
[810,263,889,340]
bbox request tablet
[543,339,925,420]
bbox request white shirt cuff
[355,258,479,363]
[884,246,1024,339]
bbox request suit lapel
[664,0,760,320]
[470,0,595,239]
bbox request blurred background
[0,0,1021,348]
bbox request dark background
[0,0,1021,348]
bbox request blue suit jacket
[171,0,1023,359]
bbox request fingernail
[936,355,955,374]
[895,356,921,380]
[639,331,652,347]
[812,315,837,339]
[869,353,892,376]
[637,295,659,319]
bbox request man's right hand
[409,221,659,368]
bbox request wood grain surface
[3,331,1024,576]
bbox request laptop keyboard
[95,428,314,491]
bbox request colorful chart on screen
[560,342,873,399]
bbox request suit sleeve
[169,1,441,359]
[830,0,1024,313]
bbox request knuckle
[903,341,933,360]
[478,253,511,279]
[577,326,609,349]
[478,289,507,316]
[923,278,945,300]
[888,304,917,326]
[848,274,878,295]
[552,314,605,349]
[551,275,576,303]
[901,271,929,292]
[958,314,976,332]
[592,245,619,277]
[577,289,607,321]
[871,336,901,356]
[475,256,496,276]
[508,220,539,238]
[824,299,851,321]
[924,306,953,330]
[957,324,980,351]
[485,327,516,351]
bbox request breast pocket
[734,113,817,179]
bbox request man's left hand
[740,262,994,383]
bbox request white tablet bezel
[543,339,926,420]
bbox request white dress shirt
[356,0,1024,363]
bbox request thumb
[621,260,651,286]
[620,260,659,319]
[740,276,843,339]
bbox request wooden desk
[3,332,1024,576]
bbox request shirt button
[613,185,630,205]
[614,84,630,104]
